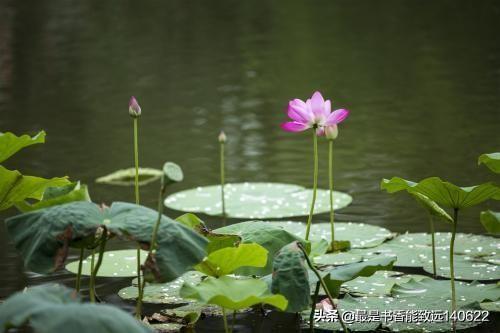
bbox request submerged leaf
[195,243,267,277]
[0,166,70,211]
[478,152,500,174]
[66,249,148,277]
[215,221,308,276]
[180,276,288,311]
[5,201,208,282]
[165,182,352,219]
[0,131,46,163]
[381,176,500,209]
[0,284,152,333]
[480,210,500,235]
[95,167,163,186]
[16,182,91,212]
[271,242,310,312]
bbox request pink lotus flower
[281,91,349,136]
[128,96,141,118]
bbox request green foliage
[95,167,163,186]
[314,252,362,266]
[215,221,309,275]
[381,176,500,209]
[410,192,453,223]
[0,284,152,333]
[0,131,46,163]
[478,152,500,173]
[165,182,352,219]
[0,166,70,211]
[180,276,288,311]
[270,242,310,312]
[480,210,500,235]
[5,201,207,282]
[195,243,267,277]
[66,249,148,277]
[16,182,91,212]
[162,162,183,183]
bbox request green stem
[429,215,436,278]
[89,230,107,303]
[305,129,319,240]
[328,140,335,247]
[220,142,226,225]
[309,281,320,333]
[222,307,229,333]
[133,118,143,318]
[76,247,84,292]
[450,208,458,331]
[298,243,349,332]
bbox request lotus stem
[309,281,320,332]
[133,117,143,318]
[220,139,226,225]
[298,243,349,332]
[231,310,236,333]
[222,307,229,333]
[89,230,107,303]
[450,208,458,331]
[429,215,436,278]
[75,247,84,292]
[328,140,335,248]
[305,129,319,240]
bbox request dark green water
[0,0,499,328]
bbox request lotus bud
[324,125,338,140]
[128,96,141,118]
[218,131,227,143]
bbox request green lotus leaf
[195,243,267,277]
[271,221,394,249]
[175,213,206,230]
[381,176,500,209]
[0,131,46,163]
[478,152,500,173]
[163,162,183,183]
[180,275,288,311]
[480,300,500,312]
[421,253,500,281]
[343,270,429,297]
[0,166,70,211]
[95,167,163,186]
[119,271,204,305]
[410,192,453,223]
[66,249,148,277]
[480,210,500,235]
[214,221,309,276]
[313,256,396,298]
[271,241,310,312]
[314,252,363,266]
[16,182,91,212]
[165,182,352,219]
[309,239,329,258]
[351,241,435,268]
[5,201,207,282]
[0,284,152,333]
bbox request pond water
[0,0,499,328]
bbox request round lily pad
[271,221,394,249]
[164,182,352,219]
[119,271,204,305]
[421,253,500,281]
[65,249,148,277]
[96,167,163,186]
[314,252,363,266]
[350,242,436,268]
[343,271,429,297]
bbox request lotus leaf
[66,249,148,277]
[95,167,163,186]
[16,182,91,212]
[480,210,500,235]
[478,152,500,173]
[0,131,46,163]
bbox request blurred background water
[0,0,499,313]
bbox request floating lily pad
[164,182,352,219]
[271,221,394,249]
[314,252,363,266]
[421,253,500,281]
[66,249,148,277]
[351,242,435,268]
[96,167,163,186]
[343,271,429,297]
[119,271,204,305]
[480,300,500,312]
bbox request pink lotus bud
[218,131,227,143]
[324,124,338,140]
[128,96,141,118]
